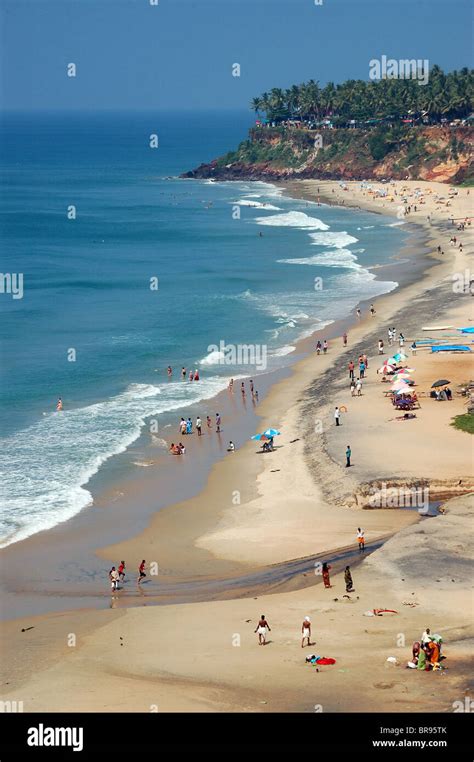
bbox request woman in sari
[426,640,440,669]
[322,562,331,588]
[412,641,421,665]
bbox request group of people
[253,614,313,649]
[433,387,452,401]
[315,340,329,355]
[170,413,223,455]
[410,628,444,671]
[348,357,366,396]
[167,366,200,381]
[229,378,258,402]
[387,327,405,347]
[108,560,147,592]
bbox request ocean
[0,111,407,547]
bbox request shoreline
[1,177,473,714]
[0,180,436,618]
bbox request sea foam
[255,211,329,230]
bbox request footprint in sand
[374,682,396,690]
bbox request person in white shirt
[109,567,120,592]
[421,628,431,647]
[334,406,341,426]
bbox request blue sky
[1,0,472,112]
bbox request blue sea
[0,111,407,547]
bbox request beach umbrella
[378,363,395,373]
[392,373,411,381]
[393,352,408,361]
[251,433,270,441]
[391,380,410,390]
[431,379,450,388]
[263,428,280,437]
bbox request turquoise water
[0,112,407,546]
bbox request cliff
[183,125,474,185]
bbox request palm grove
[250,67,473,125]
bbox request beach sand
[1,179,472,712]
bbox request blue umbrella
[251,433,269,441]
[263,428,280,437]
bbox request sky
[1,0,473,112]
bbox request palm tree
[251,66,473,125]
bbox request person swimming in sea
[56,397,63,411]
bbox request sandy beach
[1,179,473,713]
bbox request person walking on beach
[378,339,384,355]
[356,378,362,396]
[344,566,354,592]
[118,561,126,581]
[323,340,328,354]
[370,304,376,316]
[138,560,146,585]
[109,566,119,592]
[362,353,368,369]
[357,528,365,553]
[316,340,322,355]
[250,379,254,395]
[186,417,192,434]
[196,416,202,436]
[356,308,361,319]
[228,378,234,392]
[322,562,331,588]
[301,616,312,648]
[334,406,341,426]
[179,418,186,436]
[350,379,356,397]
[359,359,366,379]
[388,328,393,347]
[411,341,417,356]
[216,413,221,433]
[343,332,348,347]
[206,415,212,429]
[241,382,246,397]
[346,445,352,468]
[348,360,355,380]
[255,614,271,645]
[399,333,405,348]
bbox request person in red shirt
[137,560,146,585]
[118,561,126,581]
[348,360,355,381]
